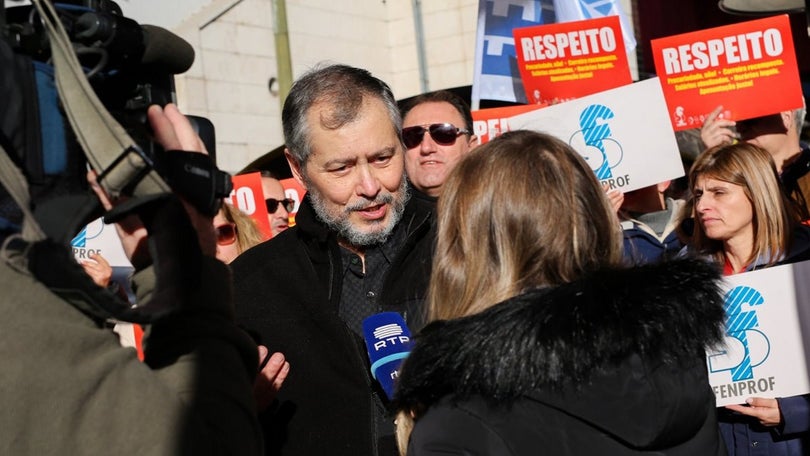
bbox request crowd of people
[4,53,810,456]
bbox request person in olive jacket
[1,104,262,455]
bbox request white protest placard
[71,217,131,268]
[708,261,810,407]
[507,77,683,193]
[72,218,139,349]
[72,217,133,288]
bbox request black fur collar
[394,258,726,411]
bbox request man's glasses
[401,123,470,149]
[266,198,295,214]
[215,223,237,246]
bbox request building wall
[122,0,477,172]
[122,0,633,173]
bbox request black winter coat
[395,258,728,455]
[233,193,434,456]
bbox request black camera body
[6,0,178,153]
[0,0,229,234]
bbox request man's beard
[308,175,410,247]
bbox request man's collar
[408,184,438,204]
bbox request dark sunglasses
[215,223,237,246]
[401,123,470,149]
[266,198,295,214]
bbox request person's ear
[781,110,794,132]
[467,134,479,150]
[656,180,672,194]
[285,149,307,190]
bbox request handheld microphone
[140,24,195,74]
[362,312,414,400]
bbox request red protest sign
[472,104,546,145]
[513,15,632,105]
[228,172,272,239]
[651,15,802,131]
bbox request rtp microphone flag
[362,312,414,399]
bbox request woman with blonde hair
[682,142,810,454]
[213,202,266,264]
[393,130,727,455]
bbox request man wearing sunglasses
[259,170,292,237]
[701,103,810,219]
[400,90,477,200]
[231,64,435,456]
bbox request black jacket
[781,147,810,220]
[233,193,434,456]
[395,258,728,455]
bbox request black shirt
[338,220,408,336]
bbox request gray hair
[282,63,402,168]
[794,99,806,133]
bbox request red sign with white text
[513,15,632,105]
[228,173,307,236]
[472,104,546,144]
[651,15,802,131]
[228,172,272,238]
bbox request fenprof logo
[71,219,105,259]
[71,227,91,248]
[708,286,775,399]
[71,219,104,248]
[570,104,627,189]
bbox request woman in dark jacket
[393,130,728,455]
[682,142,810,455]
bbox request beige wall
[166,0,477,173]
[160,0,634,173]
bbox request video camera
[0,0,230,241]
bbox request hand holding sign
[700,105,738,148]
[725,397,782,427]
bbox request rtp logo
[372,323,410,351]
[707,286,771,381]
[570,104,624,180]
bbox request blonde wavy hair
[220,202,266,255]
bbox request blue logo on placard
[570,104,624,180]
[708,286,771,381]
[71,219,104,248]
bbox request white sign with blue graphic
[708,262,809,407]
[71,217,130,267]
[507,77,683,192]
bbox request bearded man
[232,64,434,456]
